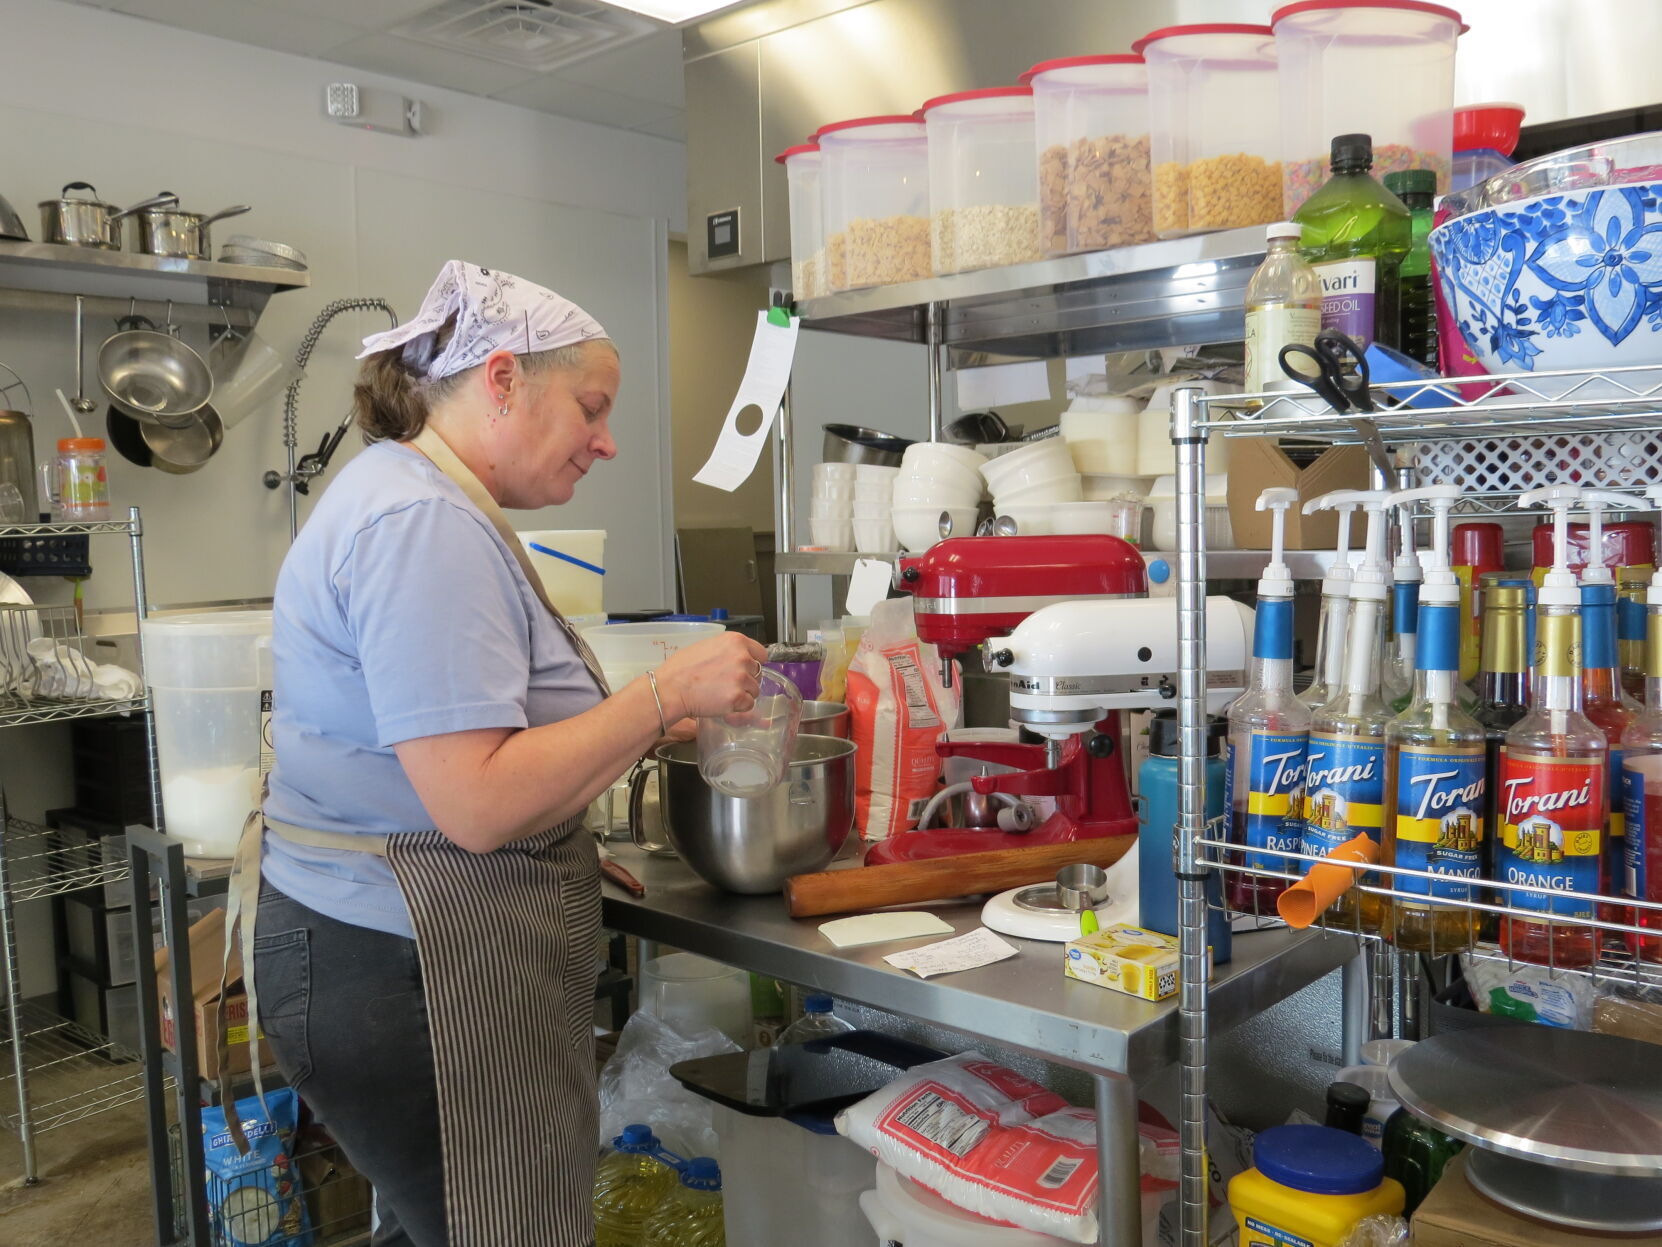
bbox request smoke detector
[395,0,657,72]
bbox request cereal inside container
[1135,23,1282,238]
[923,87,1043,275]
[1273,0,1464,216]
[776,141,825,301]
[1024,54,1155,256]
[817,115,931,292]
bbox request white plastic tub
[638,952,751,1043]
[142,610,273,858]
[1274,0,1464,214]
[924,87,1042,274]
[580,619,724,688]
[715,1107,876,1247]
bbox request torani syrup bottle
[1497,488,1607,969]
[1622,567,1662,961]
[1306,491,1394,934]
[1382,487,1485,955]
[1472,575,1531,939]
[1226,489,1309,916]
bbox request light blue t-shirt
[262,440,604,937]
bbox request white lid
[1266,221,1302,240]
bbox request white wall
[0,0,686,615]
[0,0,687,993]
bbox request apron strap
[408,426,611,697]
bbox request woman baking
[244,260,765,1246]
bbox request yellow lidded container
[1229,1124,1404,1247]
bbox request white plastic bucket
[715,1107,875,1247]
[860,1164,1079,1246]
[638,952,751,1043]
[517,529,605,616]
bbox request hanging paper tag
[692,310,800,492]
[845,558,893,618]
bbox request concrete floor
[0,1083,153,1247]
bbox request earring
[497,392,509,418]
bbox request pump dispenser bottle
[1225,488,1309,915]
[1382,486,1486,954]
[1621,485,1662,961]
[1578,490,1641,921]
[1497,487,1607,968]
[1306,490,1394,933]
[1473,575,1532,937]
[1300,493,1361,711]
[1384,503,1421,713]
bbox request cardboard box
[1225,441,1370,549]
[1064,924,1211,1001]
[155,907,257,1082]
[299,1141,373,1238]
[1413,1152,1662,1247]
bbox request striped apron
[223,425,614,1246]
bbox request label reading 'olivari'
[1497,751,1605,916]
[1303,732,1386,864]
[1227,731,1307,871]
[1393,744,1485,907]
[1317,258,1378,346]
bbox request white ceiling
[65,0,690,141]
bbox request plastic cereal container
[776,141,825,301]
[1024,55,1154,256]
[817,115,931,292]
[923,87,1043,275]
[1274,1,1466,214]
[1135,24,1282,237]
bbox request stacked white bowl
[809,462,856,550]
[851,464,900,552]
[979,438,1084,536]
[890,442,986,551]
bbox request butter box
[1063,924,1209,1001]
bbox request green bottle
[1382,1106,1464,1216]
[1293,133,1411,351]
[1383,169,1439,368]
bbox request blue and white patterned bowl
[1429,182,1662,399]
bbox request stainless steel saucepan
[98,314,213,425]
[129,194,252,259]
[39,184,177,249]
[647,736,855,893]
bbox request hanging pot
[141,405,223,474]
[38,184,177,250]
[98,315,214,425]
[129,195,252,259]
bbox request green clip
[767,306,792,328]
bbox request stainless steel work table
[600,843,1359,1246]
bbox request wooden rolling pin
[785,837,1136,918]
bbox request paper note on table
[819,912,954,950]
[692,310,801,491]
[883,928,1019,979]
[955,359,1050,409]
[844,558,893,617]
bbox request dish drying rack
[1171,367,1662,1244]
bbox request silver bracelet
[645,671,669,737]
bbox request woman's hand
[655,631,768,720]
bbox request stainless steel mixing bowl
[799,700,850,739]
[655,734,856,893]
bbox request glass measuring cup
[697,666,803,797]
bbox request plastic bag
[201,1086,313,1247]
[597,1006,741,1160]
[1338,1213,1410,1246]
[847,597,961,842]
[836,1052,1178,1244]
[1460,953,1596,1028]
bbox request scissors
[1278,328,1394,477]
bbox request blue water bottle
[1138,709,1232,963]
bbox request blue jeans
[253,883,448,1246]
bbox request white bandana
[357,260,609,381]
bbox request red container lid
[59,437,105,452]
[812,114,922,139]
[1454,103,1526,156]
[1451,522,1504,570]
[1531,522,1657,574]
[773,141,819,165]
[920,85,1034,114]
[1019,53,1143,86]
[1269,1,1468,33]
[1132,23,1274,54]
